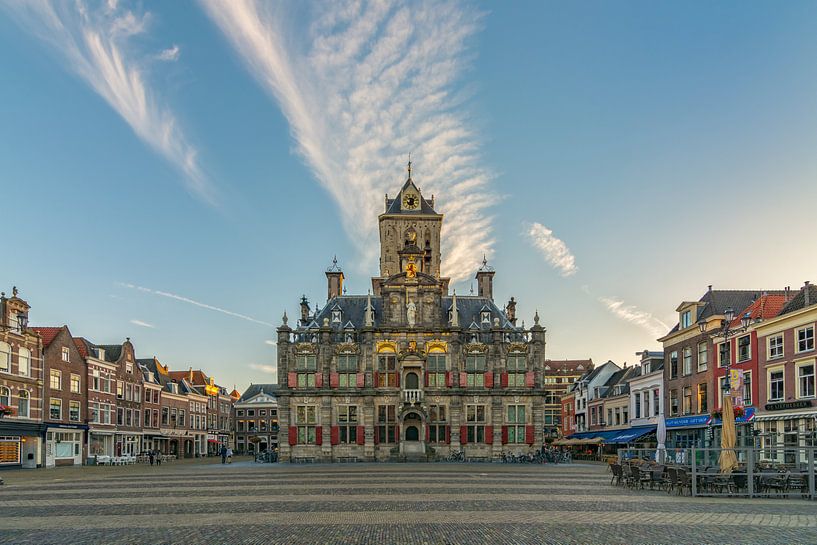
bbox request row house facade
[0,288,44,468]
[234,384,279,454]
[542,359,590,438]
[168,369,233,455]
[628,351,664,429]
[570,360,619,433]
[277,170,588,462]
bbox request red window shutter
[445,371,452,387]
[445,425,451,444]
[525,425,534,445]
[501,425,509,445]
[424,371,429,387]
[373,371,380,388]
[330,425,340,445]
[396,373,400,388]
[288,426,297,446]
[425,425,430,442]
[374,426,380,444]
[459,372,467,387]
[485,425,493,444]
[500,372,509,388]
[356,425,365,445]
[287,372,297,388]
[395,425,400,442]
[356,373,365,388]
[484,371,493,389]
[316,426,323,446]
[525,371,535,388]
[460,425,468,445]
[330,372,339,388]
[315,372,323,388]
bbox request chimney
[806,281,811,307]
[475,256,495,301]
[325,256,344,301]
[189,367,193,383]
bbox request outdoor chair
[731,473,748,494]
[665,467,677,494]
[786,473,808,499]
[650,467,667,491]
[676,469,692,496]
[623,464,638,489]
[638,467,653,489]
[610,463,623,486]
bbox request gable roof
[168,369,209,385]
[730,293,788,327]
[779,284,817,316]
[32,326,64,348]
[97,344,123,363]
[543,359,593,373]
[238,383,279,403]
[666,289,786,336]
[383,178,440,216]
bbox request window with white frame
[0,342,9,373]
[682,347,692,376]
[116,381,124,399]
[70,374,80,394]
[768,369,784,401]
[743,371,752,406]
[737,335,751,362]
[669,351,678,378]
[718,343,730,368]
[797,362,815,399]
[69,401,80,421]
[17,390,29,417]
[681,310,692,329]
[50,369,61,390]
[697,342,708,371]
[61,347,70,362]
[0,386,9,406]
[18,347,30,377]
[50,398,61,420]
[796,326,814,353]
[768,334,784,359]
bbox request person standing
[226,447,233,464]
[220,445,228,464]
[148,450,155,466]
[155,449,162,465]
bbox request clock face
[402,194,419,210]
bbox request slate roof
[665,289,786,336]
[238,383,279,403]
[580,360,618,384]
[543,359,593,373]
[779,284,817,316]
[383,178,440,216]
[32,326,63,348]
[73,337,99,359]
[137,358,171,387]
[97,344,123,363]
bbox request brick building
[77,338,117,458]
[0,288,44,468]
[32,326,87,467]
[234,384,279,454]
[101,340,143,456]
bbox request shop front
[44,424,87,467]
[754,401,816,465]
[666,409,756,464]
[88,430,114,460]
[115,432,142,456]
[0,419,43,469]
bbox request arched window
[0,341,10,373]
[18,347,31,377]
[18,390,30,418]
[0,386,10,406]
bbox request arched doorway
[405,426,419,441]
[404,412,421,442]
[405,371,419,389]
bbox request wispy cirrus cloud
[130,319,155,329]
[157,44,180,62]
[264,340,277,346]
[598,296,670,338]
[3,1,214,203]
[249,363,277,381]
[525,222,578,277]
[119,283,275,327]
[200,0,493,281]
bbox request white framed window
[796,326,815,353]
[70,374,81,394]
[768,368,785,402]
[743,371,752,406]
[18,347,30,377]
[17,390,29,417]
[61,347,70,362]
[69,401,80,421]
[737,335,751,362]
[481,311,491,324]
[331,309,341,323]
[718,343,729,368]
[767,334,784,360]
[796,361,815,399]
[697,342,708,372]
[0,386,10,406]
[681,310,692,329]
[682,347,692,376]
[0,341,10,373]
[50,369,61,391]
[50,398,62,420]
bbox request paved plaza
[0,461,816,545]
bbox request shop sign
[764,400,813,412]
[666,414,711,428]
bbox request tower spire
[407,153,412,179]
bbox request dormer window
[481,311,491,324]
[97,348,106,360]
[680,310,692,329]
[331,309,341,323]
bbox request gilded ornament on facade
[294,342,318,354]
[335,343,359,354]
[425,340,447,353]
[376,340,398,353]
[463,342,488,353]
[508,342,528,353]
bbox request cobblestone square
[1,461,815,544]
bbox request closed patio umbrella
[719,395,738,474]
[655,413,667,463]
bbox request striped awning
[753,411,817,422]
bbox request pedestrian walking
[220,445,228,464]
[226,447,233,464]
[155,449,162,465]
[148,450,155,466]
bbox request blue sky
[2,1,817,392]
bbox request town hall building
[276,164,581,462]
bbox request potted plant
[0,404,15,418]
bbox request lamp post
[698,308,752,471]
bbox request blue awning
[605,425,657,444]
[566,430,624,442]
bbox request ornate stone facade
[277,169,547,462]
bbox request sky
[2,1,817,392]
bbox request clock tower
[376,161,444,287]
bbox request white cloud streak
[525,222,578,277]
[4,1,215,203]
[157,44,180,62]
[200,0,493,281]
[598,296,670,338]
[119,283,276,327]
[264,340,277,346]
[130,319,155,328]
[249,363,277,381]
